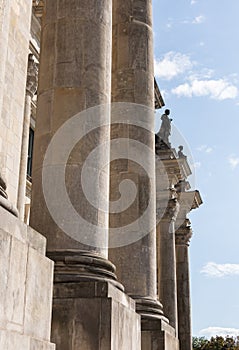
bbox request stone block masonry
[0,206,55,350]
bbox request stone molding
[133,296,169,323]
[47,250,124,291]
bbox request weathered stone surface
[109,0,163,323]
[24,247,54,340]
[5,236,28,326]
[141,319,179,350]
[30,0,113,256]
[0,330,30,350]
[0,330,55,350]
[0,206,46,253]
[0,207,55,348]
[51,281,141,350]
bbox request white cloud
[197,145,213,153]
[172,78,238,100]
[154,52,195,80]
[228,155,239,169]
[193,161,201,169]
[193,15,206,24]
[199,327,239,338]
[191,0,197,4]
[201,262,239,278]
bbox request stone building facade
[0,1,202,349]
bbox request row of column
[29,0,165,341]
[156,150,202,350]
[23,1,202,349]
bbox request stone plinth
[51,281,141,350]
[0,206,55,349]
[141,319,179,350]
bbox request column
[17,54,38,220]
[30,0,113,265]
[30,2,141,349]
[109,0,165,321]
[176,220,193,350]
[156,189,180,332]
[175,185,202,350]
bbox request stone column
[176,220,193,350]
[157,189,180,333]
[17,54,38,220]
[109,0,165,321]
[30,0,113,264]
[174,186,202,350]
[30,2,141,349]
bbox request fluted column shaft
[30,0,113,258]
[157,195,179,332]
[109,0,163,319]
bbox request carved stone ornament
[32,0,44,18]
[175,219,192,246]
[26,54,38,98]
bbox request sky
[152,0,239,339]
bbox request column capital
[175,219,192,246]
[157,188,180,222]
[26,54,38,98]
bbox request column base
[51,280,141,350]
[48,250,124,291]
[141,318,179,350]
[133,296,169,322]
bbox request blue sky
[153,0,239,338]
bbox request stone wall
[0,206,55,349]
[0,0,32,205]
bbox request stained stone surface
[51,281,141,350]
[30,0,113,256]
[141,319,179,350]
[0,207,55,349]
[109,0,158,305]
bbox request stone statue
[178,145,187,158]
[156,109,172,145]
